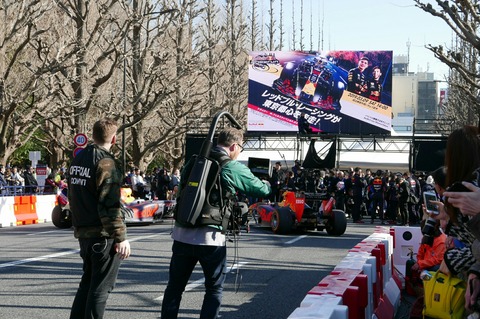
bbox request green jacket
[220,159,271,199]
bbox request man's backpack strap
[210,151,232,232]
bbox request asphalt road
[0,219,380,319]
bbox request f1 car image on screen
[272,56,346,111]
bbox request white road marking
[285,235,307,245]
[0,233,162,269]
[26,230,62,236]
[0,250,80,268]
[154,262,249,301]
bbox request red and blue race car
[249,190,347,236]
[51,187,176,228]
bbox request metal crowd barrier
[0,186,57,197]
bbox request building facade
[391,55,444,133]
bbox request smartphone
[423,191,439,214]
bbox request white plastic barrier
[391,226,422,277]
[287,226,398,319]
[364,232,393,287]
[336,252,377,319]
[288,295,348,319]
[0,194,56,227]
[35,194,56,223]
[383,277,401,311]
[0,196,16,227]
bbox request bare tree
[415,0,480,126]
[309,0,313,50]
[318,1,325,51]
[299,0,304,51]
[247,0,261,51]
[118,0,183,171]
[222,0,249,122]
[291,0,296,50]
[278,0,284,50]
[439,34,478,127]
[0,1,54,166]
[266,0,276,51]
[198,0,229,117]
[149,0,219,169]
[29,0,131,168]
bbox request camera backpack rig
[174,111,247,234]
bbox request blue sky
[259,0,452,80]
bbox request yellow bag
[422,271,466,319]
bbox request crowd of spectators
[0,163,67,196]
[122,163,180,201]
[268,161,433,225]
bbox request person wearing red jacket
[411,219,447,273]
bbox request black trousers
[398,201,409,225]
[161,241,227,319]
[70,237,121,319]
[352,195,363,221]
[370,196,385,221]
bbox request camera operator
[161,127,271,319]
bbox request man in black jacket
[156,167,171,200]
[68,118,131,319]
[351,167,366,223]
[23,165,38,194]
[270,162,285,201]
[398,175,410,226]
[347,57,368,95]
[0,165,8,194]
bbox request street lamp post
[122,33,127,174]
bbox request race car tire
[51,205,72,229]
[325,209,347,236]
[271,208,293,234]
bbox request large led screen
[247,51,393,135]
